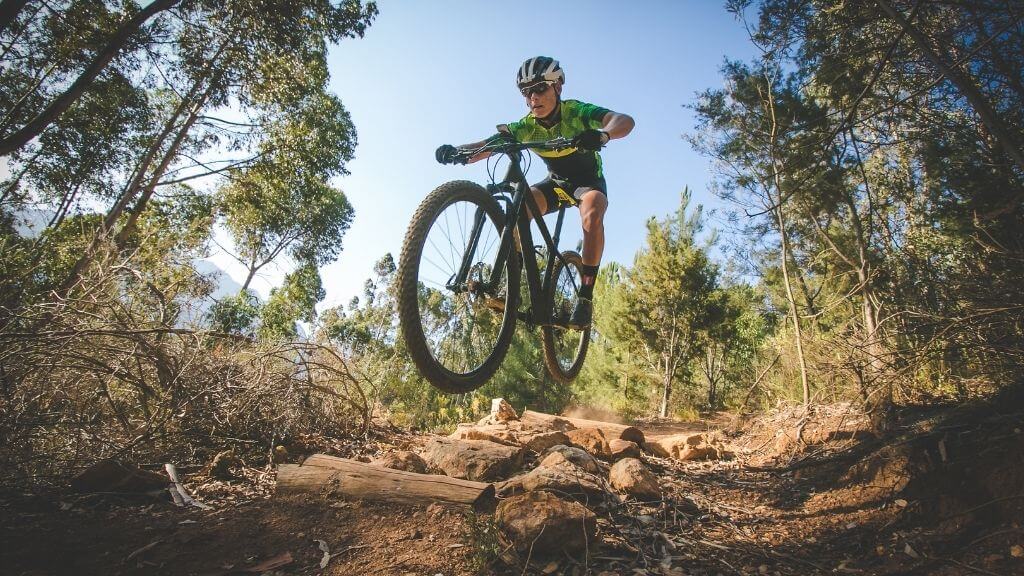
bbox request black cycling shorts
[534,174,607,214]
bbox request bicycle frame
[448,149,576,328]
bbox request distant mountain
[179,259,246,327]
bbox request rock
[495,491,596,556]
[71,459,169,493]
[419,437,523,481]
[449,424,519,446]
[609,458,661,500]
[208,450,241,480]
[500,454,613,502]
[490,398,519,422]
[609,439,642,461]
[642,440,670,458]
[477,397,519,425]
[543,445,602,474]
[680,444,721,460]
[566,427,612,459]
[519,430,571,453]
[372,450,428,474]
[619,426,646,445]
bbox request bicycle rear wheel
[397,180,521,393]
[541,250,590,383]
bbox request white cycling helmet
[517,56,564,88]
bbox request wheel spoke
[414,196,508,376]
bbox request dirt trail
[2,401,1022,576]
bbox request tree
[219,91,356,290]
[615,190,723,418]
[0,0,179,157]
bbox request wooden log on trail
[276,454,496,510]
[521,409,640,443]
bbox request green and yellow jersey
[498,99,610,184]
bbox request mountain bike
[396,136,591,393]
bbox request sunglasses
[520,82,552,97]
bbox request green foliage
[614,190,724,416]
[461,511,504,574]
[258,262,326,341]
[207,292,261,337]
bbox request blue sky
[212,1,758,308]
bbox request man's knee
[578,190,607,231]
[529,187,548,218]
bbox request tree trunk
[57,65,214,295]
[0,0,180,157]
[660,355,672,418]
[113,84,213,248]
[776,203,811,405]
[875,0,1024,174]
[764,71,811,405]
[846,129,893,432]
[276,454,496,511]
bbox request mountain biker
[435,56,635,329]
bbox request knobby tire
[397,180,521,393]
[541,250,590,382]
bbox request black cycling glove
[435,144,464,165]
[573,129,608,151]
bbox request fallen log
[521,409,637,442]
[277,454,496,511]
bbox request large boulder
[566,427,612,460]
[419,438,524,481]
[609,439,642,461]
[495,491,597,556]
[518,429,572,453]
[372,450,428,474]
[497,450,613,502]
[519,411,577,432]
[608,458,661,500]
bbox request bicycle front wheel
[542,250,590,383]
[397,180,521,393]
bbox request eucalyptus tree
[50,0,376,294]
[0,0,179,157]
[698,0,1024,419]
[614,191,723,418]
[218,91,356,291]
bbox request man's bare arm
[601,111,635,142]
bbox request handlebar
[450,136,574,164]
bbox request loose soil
[2,395,1022,576]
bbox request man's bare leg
[577,189,607,267]
[570,189,607,328]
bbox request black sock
[580,264,599,300]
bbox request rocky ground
[2,394,1023,576]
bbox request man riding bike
[435,56,635,329]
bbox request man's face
[522,81,559,119]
